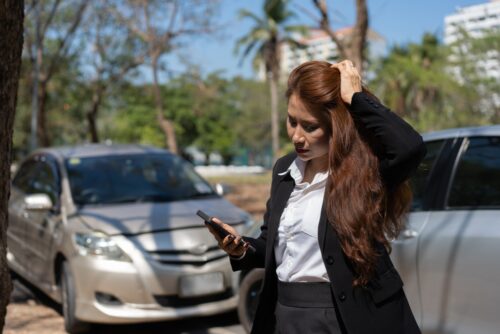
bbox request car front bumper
[69,254,238,324]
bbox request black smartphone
[196,210,255,253]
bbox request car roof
[33,143,169,160]
[422,124,500,141]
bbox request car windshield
[65,153,217,205]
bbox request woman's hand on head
[207,217,249,257]
[331,60,362,105]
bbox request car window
[409,140,445,211]
[32,161,60,205]
[448,136,500,208]
[12,160,39,193]
[65,153,217,205]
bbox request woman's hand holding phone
[206,217,250,258]
[197,210,253,257]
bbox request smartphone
[196,210,255,253]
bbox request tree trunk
[395,81,406,116]
[86,90,103,143]
[269,72,280,164]
[151,56,178,154]
[0,0,24,330]
[37,80,50,147]
[313,0,368,74]
[349,0,368,73]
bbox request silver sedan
[7,144,253,333]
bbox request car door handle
[401,229,419,239]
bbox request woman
[208,60,426,334]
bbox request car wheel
[60,262,91,334]
[237,268,265,334]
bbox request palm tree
[235,0,306,163]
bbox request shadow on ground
[7,275,243,334]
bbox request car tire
[60,262,91,334]
[237,268,265,334]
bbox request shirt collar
[278,157,328,185]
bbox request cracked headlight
[74,232,131,262]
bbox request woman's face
[287,94,330,164]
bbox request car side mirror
[214,183,231,196]
[24,193,54,211]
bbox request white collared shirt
[274,158,330,282]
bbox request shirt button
[339,292,346,301]
[326,256,334,265]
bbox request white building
[444,0,500,80]
[257,27,386,81]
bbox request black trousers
[274,281,342,334]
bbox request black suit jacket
[231,92,426,334]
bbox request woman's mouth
[295,147,308,154]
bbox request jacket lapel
[318,192,329,252]
[265,172,295,267]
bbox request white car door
[23,158,60,289]
[391,139,449,327]
[7,159,39,275]
[418,136,500,334]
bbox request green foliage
[103,73,273,164]
[447,27,500,122]
[108,88,164,147]
[370,31,499,133]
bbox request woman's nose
[292,127,305,144]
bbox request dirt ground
[4,180,270,334]
[223,182,270,222]
[5,280,65,334]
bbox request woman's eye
[304,125,319,132]
[288,118,297,127]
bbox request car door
[391,138,451,327]
[23,156,62,288]
[417,135,500,334]
[8,159,39,275]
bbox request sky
[168,0,488,79]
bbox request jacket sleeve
[229,200,269,271]
[349,92,427,188]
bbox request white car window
[409,140,445,211]
[448,136,500,208]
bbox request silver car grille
[146,246,227,266]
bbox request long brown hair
[286,61,412,286]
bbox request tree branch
[45,0,88,82]
[40,0,62,41]
[351,0,368,69]
[312,0,347,59]
[107,5,149,41]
